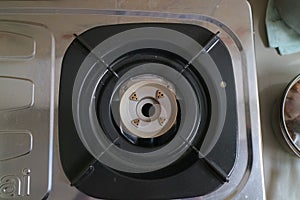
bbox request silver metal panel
[0,131,32,161]
[0,0,265,199]
[0,77,34,111]
[0,31,35,60]
[0,21,54,200]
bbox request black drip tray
[59,23,237,199]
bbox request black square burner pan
[59,23,237,199]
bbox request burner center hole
[142,103,156,118]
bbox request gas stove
[0,0,265,199]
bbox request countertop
[249,0,300,199]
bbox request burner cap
[118,75,178,139]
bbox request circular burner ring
[71,27,227,175]
[96,49,201,151]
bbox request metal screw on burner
[220,81,227,88]
[22,168,31,175]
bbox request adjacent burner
[59,23,238,199]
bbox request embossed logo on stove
[0,169,31,198]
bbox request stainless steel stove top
[0,0,265,199]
